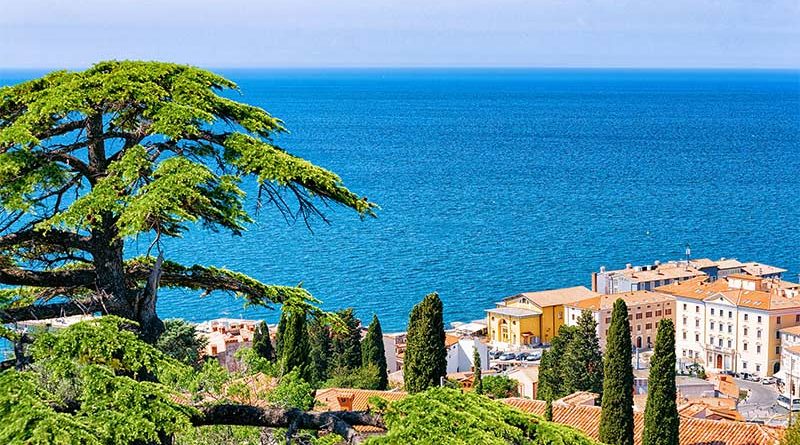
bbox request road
[736,378,787,425]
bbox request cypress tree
[643,319,679,445]
[473,345,483,395]
[252,321,276,362]
[404,292,446,393]
[362,314,389,390]
[599,298,635,445]
[562,310,604,395]
[537,325,576,400]
[275,311,287,359]
[279,309,311,382]
[330,308,362,371]
[307,316,332,387]
[545,398,554,422]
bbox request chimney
[337,393,355,411]
[626,263,633,270]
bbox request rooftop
[486,306,542,317]
[741,262,787,277]
[504,286,601,308]
[601,261,706,283]
[567,290,675,311]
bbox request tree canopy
[642,319,678,445]
[599,298,634,445]
[403,292,446,393]
[361,315,388,390]
[0,61,376,343]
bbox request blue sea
[1,69,799,332]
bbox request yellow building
[486,286,600,348]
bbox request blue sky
[1,0,798,69]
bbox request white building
[446,336,489,373]
[777,325,800,410]
[660,274,800,377]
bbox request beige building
[659,274,800,377]
[564,291,676,350]
[486,286,600,349]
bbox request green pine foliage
[473,346,483,395]
[642,319,679,445]
[330,308,362,372]
[366,387,600,445]
[266,369,315,411]
[537,325,576,401]
[362,314,389,390]
[403,292,447,393]
[252,321,276,362]
[308,316,332,387]
[278,308,311,382]
[599,298,635,445]
[481,375,520,399]
[324,363,383,390]
[156,319,208,368]
[784,420,800,445]
[562,310,604,396]
[0,317,195,445]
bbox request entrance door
[716,354,723,369]
[636,337,642,349]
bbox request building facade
[486,286,600,349]
[564,290,676,350]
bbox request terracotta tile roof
[658,277,800,310]
[505,286,601,308]
[780,325,800,336]
[605,262,706,284]
[657,277,730,301]
[445,334,460,348]
[784,345,800,355]
[568,291,675,311]
[502,397,784,445]
[741,263,787,277]
[315,388,407,412]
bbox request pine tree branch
[0,295,106,324]
[0,228,92,252]
[191,405,384,445]
[0,266,95,288]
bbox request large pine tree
[307,316,332,387]
[403,292,446,393]
[473,345,483,395]
[362,314,389,390]
[643,318,679,445]
[278,309,311,382]
[330,308,362,371]
[252,321,276,362]
[562,310,604,396]
[537,325,576,400]
[599,298,635,445]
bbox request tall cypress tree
[252,321,276,362]
[362,314,388,390]
[562,310,604,395]
[330,308,362,371]
[275,311,287,359]
[279,309,311,382]
[307,316,332,387]
[537,325,576,400]
[599,299,634,445]
[643,319,679,445]
[404,292,446,393]
[473,345,483,395]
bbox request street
[735,378,788,426]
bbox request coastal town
[123,254,794,444]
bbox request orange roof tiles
[657,277,800,310]
[315,388,407,412]
[502,397,784,445]
[506,286,601,308]
[656,277,730,301]
[445,334,460,348]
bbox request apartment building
[564,290,676,350]
[659,274,800,377]
[777,325,800,410]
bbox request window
[757,345,761,353]
[777,331,781,339]
[656,310,662,317]
[711,308,715,315]
[636,313,643,320]
[637,325,642,332]
[728,340,732,348]
[744,327,748,335]
[683,317,687,325]
[729,311,733,318]
[743,361,748,369]
[683,332,687,339]
[710,336,715,344]
[695,333,700,341]
[695,320,700,327]
[710,322,715,330]
[758,316,762,323]
[756,364,761,372]
[695,306,699,313]
[683,303,687,310]
[796,314,800,323]
[605,317,611,324]
[646,323,652,330]
[628,315,632,321]
[666,309,672,315]
[571,314,575,321]
[757,330,762,338]
[728,325,732,333]
[744,314,749,321]
[719,338,723,347]
[778,316,782,324]
[645,311,652,318]
[777,346,781,354]
[744,342,748,351]
[719,324,723,332]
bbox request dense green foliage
[330,308,362,372]
[307,316,332,387]
[481,375,520,399]
[562,310,604,396]
[366,387,599,445]
[0,317,194,445]
[0,61,375,343]
[537,325,576,401]
[156,319,208,368]
[599,299,634,445]
[324,363,383,390]
[784,420,800,445]
[403,292,446,393]
[278,308,311,381]
[267,370,315,411]
[252,321,276,362]
[642,319,678,445]
[362,314,388,390]
[473,346,483,395]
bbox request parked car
[762,377,777,385]
[489,350,503,359]
[515,352,529,361]
[720,370,736,377]
[526,350,543,361]
[499,352,516,361]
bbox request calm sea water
[2,69,799,332]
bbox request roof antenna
[685,244,691,271]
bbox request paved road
[736,378,787,425]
